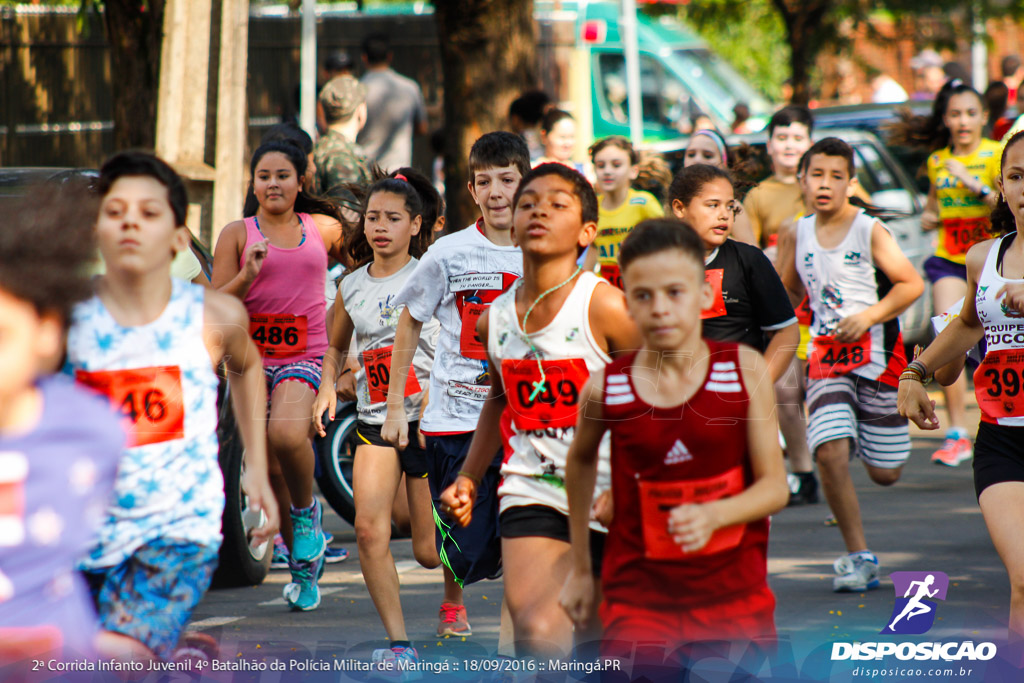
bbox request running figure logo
[880,571,950,635]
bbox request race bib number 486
[76,366,185,447]
[250,314,308,358]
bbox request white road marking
[187,616,244,630]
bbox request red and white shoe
[931,437,973,467]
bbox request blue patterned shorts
[84,539,218,660]
[263,356,323,397]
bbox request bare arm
[559,371,608,624]
[763,323,799,383]
[212,220,265,299]
[668,346,788,551]
[834,222,925,342]
[921,185,940,231]
[382,307,425,450]
[204,291,279,545]
[778,227,806,307]
[314,290,355,436]
[588,281,643,356]
[312,213,349,268]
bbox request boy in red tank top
[560,218,788,664]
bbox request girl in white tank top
[312,170,442,661]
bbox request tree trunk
[772,0,831,106]
[104,0,166,150]
[434,0,536,230]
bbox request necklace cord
[521,265,583,401]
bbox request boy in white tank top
[65,153,278,662]
[781,138,924,594]
[441,163,641,658]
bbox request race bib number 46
[943,216,991,257]
[76,366,185,447]
[501,358,589,430]
[638,467,746,560]
[362,345,422,403]
[808,333,871,380]
[974,348,1024,422]
[250,314,308,358]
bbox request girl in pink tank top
[211,140,347,612]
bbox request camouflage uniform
[311,130,371,211]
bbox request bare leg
[776,358,813,473]
[404,474,441,568]
[979,481,1024,640]
[267,381,318,553]
[816,438,867,552]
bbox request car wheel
[314,405,358,527]
[212,382,272,588]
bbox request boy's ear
[579,220,598,249]
[36,310,63,363]
[467,179,479,206]
[699,275,714,311]
[172,225,191,255]
[845,173,859,198]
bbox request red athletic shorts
[599,584,777,661]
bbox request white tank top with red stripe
[974,233,1024,426]
[487,272,611,530]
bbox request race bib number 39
[76,366,185,447]
[808,333,871,380]
[701,269,726,319]
[362,345,422,403]
[974,349,1024,422]
[943,216,991,257]
[638,467,746,560]
[250,314,308,358]
[501,358,589,430]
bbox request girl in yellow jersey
[921,81,1001,466]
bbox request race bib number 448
[76,366,185,447]
[808,333,871,380]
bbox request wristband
[899,372,925,383]
[457,470,481,486]
[340,367,352,376]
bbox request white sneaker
[833,551,880,592]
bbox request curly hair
[989,131,1024,237]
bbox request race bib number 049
[76,366,185,447]
[638,467,746,560]
[501,358,589,431]
[250,314,308,358]
[362,345,422,403]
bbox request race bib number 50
[362,345,422,403]
[501,358,589,430]
[76,366,185,447]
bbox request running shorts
[973,421,1024,499]
[499,504,606,576]
[264,356,323,396]
[355,421,429,478]
[924,255,967,285]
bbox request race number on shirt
[362,345,422,403]
[943,216,991,257]
[808,333,871,380]
[638,467,746,560]
[600,264,623,290]
[974,348,1024,422]
[701,268,727,319]
[458,302,489,360]
[76,366,185,447]
[501,358,589,431]
[249,314,308,358]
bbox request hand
[381,409,409,450]
[312,386,337,438]
[242,238,270,279]
[897,378,940,430]
[417,423,427,450]
[943,158,971,181]
[336,370,357,403]
[591,488,614,527]
[439,476,478,528]
[921,209,940,232]
[996,283,1024,316]
[668,503,718,553]
[241,468,280,548]
[834,311,874,342]
[559,568,597,625]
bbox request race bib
[701,268,726,319]
[808,333,871,380]
[795,295,813,326]
[76,366,185,447]
[600,263,623,290]
[638,467,746,560]
[942,216,991,256]
[501,358,589,431]
[362,345,422,403]
[974,348,1024,422]
[459,302,489,360]
[250,314,308,358]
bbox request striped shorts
[263,356,323,397]
[806,374,910,469]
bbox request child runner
[668,164,799,384]
[533,109,592,180]
[743,105,819,505]
[212,140,345,611]
[382,132,530,636]
[899,131,1024,638]
[66,152,278,660]
[585,136,664,289]
[312,169,442,667]
[440,163,641,657]
[683,129,758,246]
[559,218,788,660]
[781,138,924,592]
[0,184,121,664]
[919,81,1000,466]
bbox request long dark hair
[888,80,984,152]
[990,132,1024,236]
[668,163,735,209]
[244,140,343,224]
[347,167,440,270]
